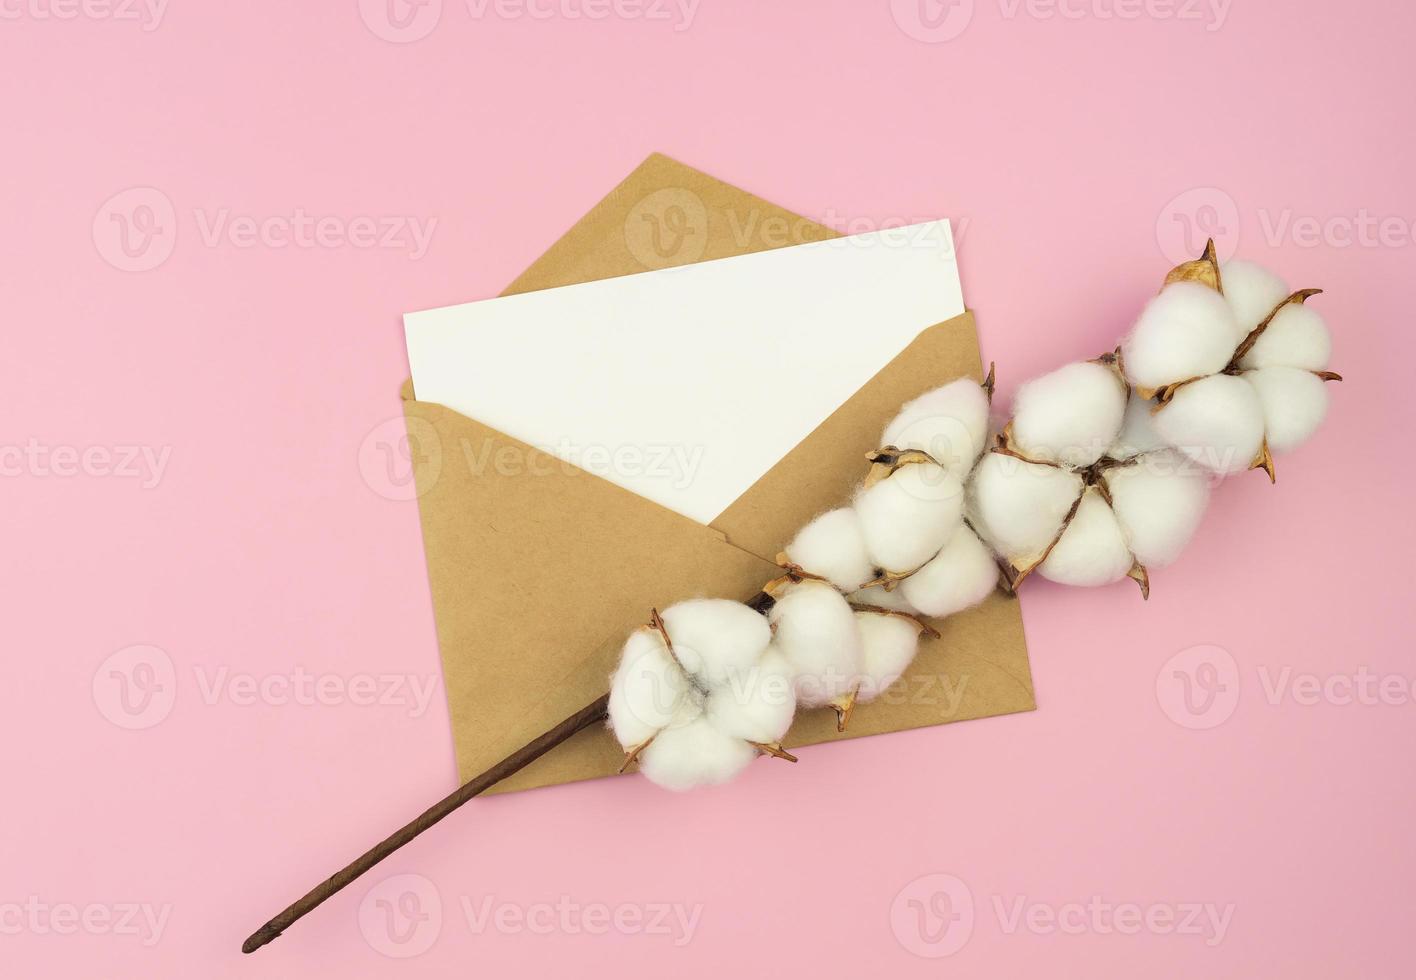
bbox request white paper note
[404,220,964,524]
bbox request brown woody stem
[242,590,777,954]
[240,693,611,954]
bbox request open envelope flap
[401,391,778,784]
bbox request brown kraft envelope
[401,153,1035,793]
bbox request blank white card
[403,220,964,524]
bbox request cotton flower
[897,522,999,617]
[853,610,934,703]
[1034,450,1211,592]
[1153,373,1266,476]
[781,376,990,593]
[850,372,993,584]
[1237,300,1332,372]
[764,578,936,725]
[1121,281,1238,392]
[607,628,696,751]
[881,375,992,480]
[656,598,777,687]
[701,647,798,746]
[1010,360,1128,468]
[608,601,796,791]
[1104,450,1210,567]
[967,450,1084,584]
[766,578,864,729]
[780,507,874,592]
[1036,487,1134,587]
[853,458,964,575]
[633,718,759,792]
[1220,259,1290,342]
[971,352,1212,594]
[1124,243,1341,481]
[1243,366,1331,453]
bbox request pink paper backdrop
[2,2,1410,976]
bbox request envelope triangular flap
[403,153,1034,791]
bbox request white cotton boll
[967,452,1084,564]
[1244,366,1331,453]
[899,522,998,618]
[1153,374,1266,475]
[782,507,874,592]
[853,462,964,573]
[703,649,796,745]
[1105,450,1210,567]
[1038,487,1134,587]
[768,580,863,707]
[1010,361,1127,467]
[881,378,991,479]
[847,583,920,615]
[1122,282,1240,390]
[854,613,920,703]
[1238,302,1332,372]
[1108,392,1169,460]
[660,598,771,687]
[637,717,758,792]
[607,630,697,750]
[1221,260,1289,342]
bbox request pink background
[3,1,1411,976]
